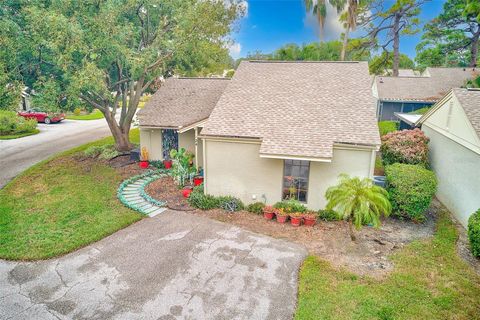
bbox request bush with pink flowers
[380,128,429,166]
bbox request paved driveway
[0,211,307,319]
[0,119,111,188]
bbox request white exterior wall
[423,125,480,228]
[139,128,163,160]
[178,130,196,154]
[204,138,376,210]
[420,93,480,227]
[308,148,374,209]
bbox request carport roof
[137,77,230,129]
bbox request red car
[18,109,65,124]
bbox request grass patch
[378,121,399,136]
[295,211,480,320]
[0,129,142,260]
[67,109,104,120]
[0,129,40,140]
[409,107,431,115]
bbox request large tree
[358,0,427,76]
[418,0,480,68]
[3,0,242,151]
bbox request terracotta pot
[139,161,149,169]
[276,214,288,223]
[303,216,317,227]
[163,160,172,169]
[263,211,275,220]
[193,177,204,186]
[290,216,302,227]
[182,188,193,198]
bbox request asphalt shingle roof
[453,88,480,138]
[202,61,380,159]
[137,77,230,128]
[375,67,479,102]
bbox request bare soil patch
[145,176,194,211]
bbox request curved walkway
[117,170,168,217]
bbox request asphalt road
[0,119,112,188]
[0,210,306,319]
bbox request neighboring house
[394,112,422,130]
[373,67,479,121]
[418,88,480,228]
[137,77,230,169]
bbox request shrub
[468,209,480,257]
[149,160,165,169]
[385,163,437,222]
[378,121,398,136]
[84,144,119,160]
[73,108,82,116]
[170,148,196,187]
[246,202,265,214]
[273,199,307,213]
[187,190,219,210]
[0,110,37,135]
[317,209,340,221]
[218,196,244,212]
[381,128,430,166]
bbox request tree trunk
[348,219,356,241]
[340,25,350,61]
[392,13,401,77]
[470,29,480,68]
[103,111,134,152]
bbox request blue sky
[230,0,446,60]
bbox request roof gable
[375,67,479,102]
[202,61,380,159]
[137,77,229,128]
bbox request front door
[162,129,178,159]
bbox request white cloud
[304,1,345,41]
[228,42,242,59]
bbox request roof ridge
[176,77,230,80]
[246,60,361,64]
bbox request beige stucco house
[418,88,480,228]
[139,61,380,210]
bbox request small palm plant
[325,174,391,241]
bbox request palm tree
[305,0,345,42]
[339,0,360,61]
[326,174,391,241]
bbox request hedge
[468,209,480,257]
[385,163,437,222]
[381,128,430,167]
[0,110,37,136]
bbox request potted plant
[263,205,275,220]
[275,209,288,223]
[139,147,149,169]
[289,212,303,227]
[193,176,204,186]
[303,211,317,227]
[163,159,172,169]
[182,186,193,198]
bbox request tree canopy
[418,0,480,68]
[1,0,243,150]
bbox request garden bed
[142,174,437,278]
[145,176,194,211]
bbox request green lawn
[67,109,104,120]
[295,211,480,320]
[0,129,40,140]
[0,129,142,260]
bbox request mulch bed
[145,176,194,211]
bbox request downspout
[194,127,199,169]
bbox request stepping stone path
[118,172,167,217]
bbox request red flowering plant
[380,128,430,167]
